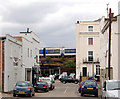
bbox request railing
[83,58,100,64]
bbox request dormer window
[88,26,93,32]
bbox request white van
[59,72,67,80]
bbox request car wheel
[63,81,66,84]
[45,89,49,92]
[81,92,83,96]
[32,93,35,96]
[79,89,81,93]
[74,81,78,84]
[29,93,32,97]
[13,94,16,97]
[95,94,98,97]
[34,90,38,92]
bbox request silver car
[101,80,120,98]
[41,77,54,90]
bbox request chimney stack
[27,28,29,32]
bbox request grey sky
[0,0,119,47]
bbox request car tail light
[34,85,37,87]
[28,86,31,89]
[14,86,16,89]
[44,85,47,87]
[96,86,98,90]
[51,81,52,83]
[82,85,84,89]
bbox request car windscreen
[83,81,96,86]
[107,81,120,90]
[16,82,29,87]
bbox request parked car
[78,81,83,93]
[49,75,55,83]
[54,73,59,80]
[59,72,67,80]
[61,76,79,84]
[69,73,75,78]
[13,81,35,97]
[81,80,98,97]
[101,80,120,98]
[41,77,54,90]
[34,81,49,92]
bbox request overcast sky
[0,0,119,48]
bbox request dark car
[13,81,35,97]
[78,81,83,93]
[34,81,49,92]
[61,76,79,84]
[81,80,98,97]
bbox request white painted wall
[100,16,119,80]
[76,21,100,79]
[20,32,40,83]
[4,34,23,92]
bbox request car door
[68,77,73,83]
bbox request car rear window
[84,81,96,86]
[37,81,46,84]
[16,82,29,87]
[42,79,50,81]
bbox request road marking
[64,86,68,94]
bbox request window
[96,65,100,75]
[47,49,60,54]
[31,50,32,57]
[28,48,29,57]
[88,38,93,45]
[83,67,87,77]
[88,26,93,31]
[65,49,76,53]
[88,51,93,61]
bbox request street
[1,80,101,99]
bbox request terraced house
[76,20,100,81]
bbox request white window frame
[87,51,94,62]
[88,25,94,32]
[96,65,100,76]
[87,37,94,45]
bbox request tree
[46,56,51,63]
[60,56,65,62]
[63,60,76,68]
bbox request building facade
[0,29,40,92]
[118,1,120,80]
[19,30,40,84]
[39,47,76,76]
[0,34,23,92]
[76,21,100,81]
[99,13,120,84]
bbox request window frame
[88,37,93,45]
[88,26,93,32]
[88,51,93,62]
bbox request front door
[83,67,87,77]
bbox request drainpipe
[1,40,3,93]
[1,40,5,93]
